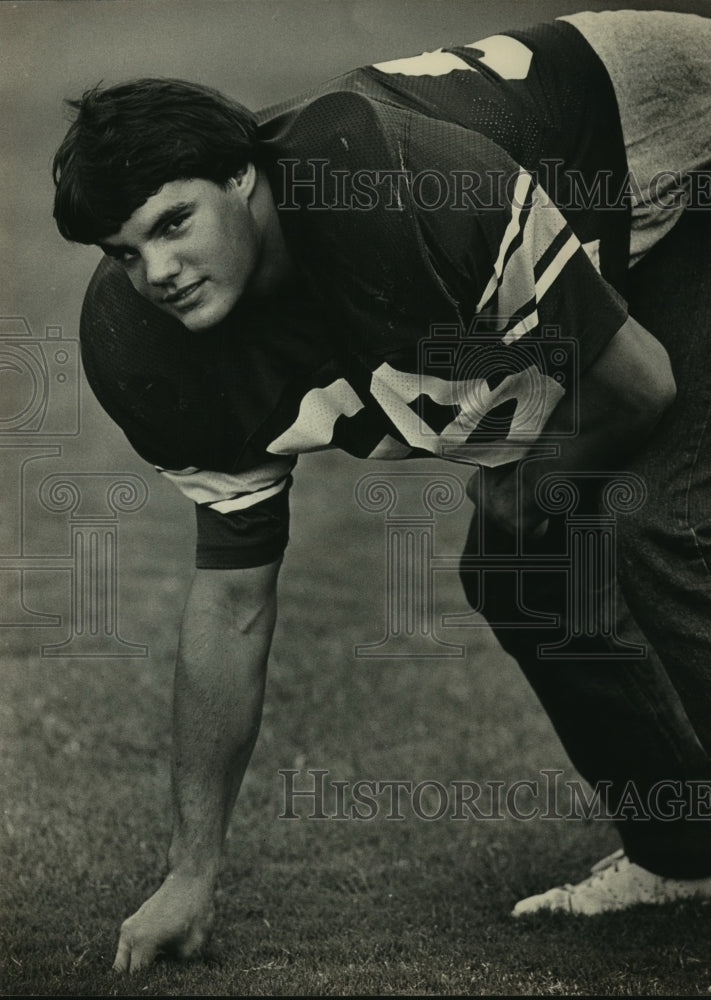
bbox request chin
[174,297,239,333]
[178,311,224,333]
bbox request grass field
[5,447,711,997]
[4,0,711,995]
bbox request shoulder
[79,259,245,471]
[259,88,412,178]
[80,256,180,378]
[79,256,189,438]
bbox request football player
[53,8,711,972]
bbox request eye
[163,213,190,236]
[104,247,138,266]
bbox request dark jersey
[79,18,630,568]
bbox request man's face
[101,173,261,332]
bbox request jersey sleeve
[407,115,629,374]
[157,457,296,569]
[402,116,631,465]
[432,165,629,370]
[78,259,308,569]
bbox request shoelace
[558,849,627,892]
[589,848,626,876]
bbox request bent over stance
[52,9,711,971]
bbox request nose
[143,245,181,286]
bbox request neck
[249,168,295,296]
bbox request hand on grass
[113,871,215,973]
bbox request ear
[231,163,257,200]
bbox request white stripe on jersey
[475,169,534,314]
[370,360,564,466]
[502,233,580,346]
[373,35,533,81]
[374,49,475,77]
[534,232,580,302]
[209,480,287,514]
[268,378,363,454]
[157,457,296,512]
[367,434,414,459]
[369,363,459,452]
[438,364,564,460]
[473,177,586,347]
[582,239,602,273]
[492,185,568,326]
[463,35,534,80]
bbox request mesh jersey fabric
[78,18,631,568]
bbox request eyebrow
[101,200,194,256]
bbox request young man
[53,9,711,973]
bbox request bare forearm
[530,318,674,474]
[113,561,280,972]
[479,316,676,534]
[167,568,277,880]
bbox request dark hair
[52,78,258,244]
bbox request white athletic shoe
[512,849,711,916]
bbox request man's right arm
[474,314,676,536]
[113,558,280,974]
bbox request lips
[163,279,205,307]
